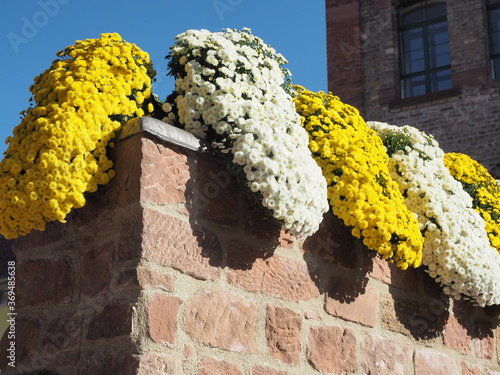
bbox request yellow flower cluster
[0,33,154,239]
[293,86,423,269]
[444,152,500,252]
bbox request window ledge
[388,87,461,112]
[479,78,500,91]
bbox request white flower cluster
[369,121,500,306]
[164,28,328,237]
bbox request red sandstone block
[369,256,392,284]
[302,211,358,270]
[184,290,258,353]
[140,136,191,205]
[17,258,72,308]
[137,352,184,375]
[148,293,182,346]
[325,277,378,327]
[197,357,242,375]
[498,327,500,365]
[419,268,447,299]
[86,302,133,340]
[266,304,302,365]
[473,320,494,359]
[414,350,459,375]
[307,325,357,374]
[102,134,142,210]
[139,269,175,292]
[80,351,184,375]
[11,222,66,253]
[362,334,413,375]
[42,310,85,355]
[142,207,222,280]
[442,314,472,354]
[225,238,275,270]
[461,361,482,375]
[379,294,446,339]
[369,256,418,292]
[226,246,319,301]
[117,208,143,261]
[82,240,115,296]
[0,319,40,369]
[117,267,175,292]
[190,155,241,227]
[241,196,283,242]
[75,351,139,375]
[252,367,294,375]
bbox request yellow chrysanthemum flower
[293,86,423,269]
[444,152,500,252]
[0,33,155,239]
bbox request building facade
[326,0,500,177]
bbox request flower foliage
[0,33,155,239]
[370,121,500,306]
[293,87,423,269]
[444,152,500,252]
[163,28,329,238]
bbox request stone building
[326,0,500,177]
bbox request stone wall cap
[115,117,207,152]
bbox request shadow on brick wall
[303,211,373,303]
[184,151,283,270]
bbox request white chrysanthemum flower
[166,28,328,237]
[369,121,500,306]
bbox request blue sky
[0,1,327,155]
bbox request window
[398,2,452,98]
[488,0,500,78]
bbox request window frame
[487,0,500,79]
[397,1,452,98]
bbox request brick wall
[327,0,500,178]
[326,0,364,110]
[1,127,500,375]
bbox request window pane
[489,8,500,32]
[425,4,447,19]
[491,30,500,55]
[401,4,446,25]
[488,0,500,6]
[428,22,449,46]
[401,28,425,74]
[430,69,452,92]
[404,50,425,73]
[402,28,423,50]
[492,57,500,79]
[402,75,426,98]
[402,8,424,25]
[429,43,450,69]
